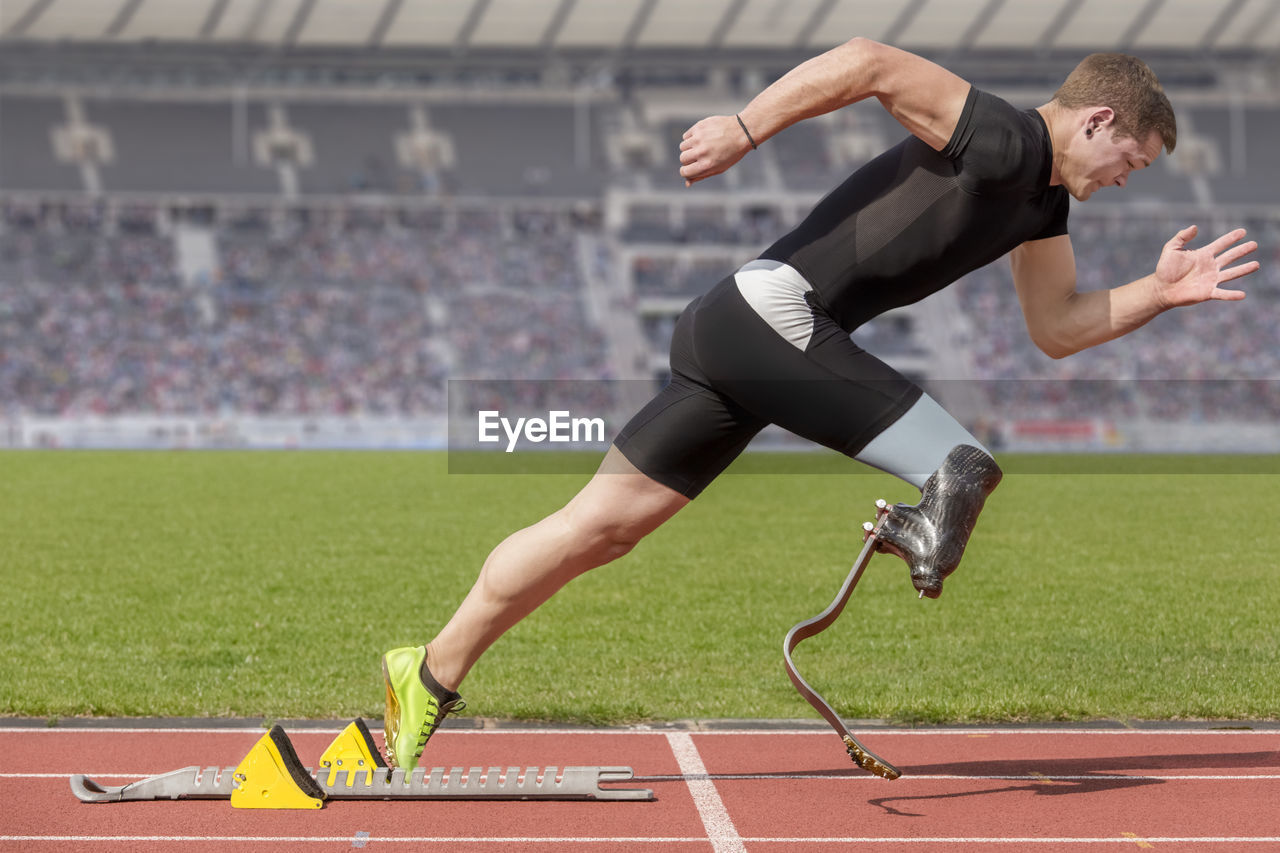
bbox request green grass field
[2,450,1277,725]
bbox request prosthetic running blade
[783,500,901,780]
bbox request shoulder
[944,89,1054,191]
[855,40,974,152]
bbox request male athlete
[381,40,1259,770]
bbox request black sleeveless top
[759,86,1070,332]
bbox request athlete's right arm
[678,38,972,186]
[1010,227,1256,359]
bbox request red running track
[2,724,1279,851]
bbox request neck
[1035,102,1066,187]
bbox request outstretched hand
[678,115,753,187]
[1153,225,1258,309]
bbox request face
[1063,120,1164,202]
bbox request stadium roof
[3,0,1278,54]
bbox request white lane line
[3,773,173,779]
[0,837,703,845]
[8,772,1280,781]
[5,836,1280,846]
[0,728,346,735]
[633,773,1280,782]
[4,727,1277,736]
[740,840,1280,846]
[665,732,746,853]
[688,729,1280,737]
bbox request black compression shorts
[614,269,922,498]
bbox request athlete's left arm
[1009,227,1258,360]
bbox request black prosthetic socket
[876,444,1003,599]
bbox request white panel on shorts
[733,259,816,351]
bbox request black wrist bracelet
[736,114,758,150]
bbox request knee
[561,497,660,565]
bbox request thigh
[567,445,692,543]
[613,285,768,498]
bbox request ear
[1086,107,1116,135]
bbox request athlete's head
[1054,54,1177,152]
[1047,53,1177,201]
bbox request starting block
[71,718,653,808]
[231,726,326,809]
[317,717,384,787]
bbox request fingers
[1164,226,1262,297]
[1216,239,1257,267]
[1217,261,1259,293]
[680,163,713,186]
[677,115,749,187]
[1170,225,1254,258]
[1214,255,1258,295]
[678,140,709,185]
[1209,230,1260,293]
[1220,260,1260,282]
[678,119,714,183]
[1204,227,1249,256]
[678,150,706,184]
[680,158,728,186]
[1167,224,1197,249]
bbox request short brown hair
[1052,53,1177,153]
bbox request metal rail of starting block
[71,719,653,808]
[71,763,651,803]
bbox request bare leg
[426,446,689,691]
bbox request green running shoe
[381,646,465,771]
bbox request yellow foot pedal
[319,718,388,787]
[230,725,326,809]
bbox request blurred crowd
[2,200,1277,424]
[955,213,1280,421]
[0,201,610,417]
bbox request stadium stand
[0,96,84,192]
[90,99,280,195]
[1185,105,1280,205]
[0,7,1276,448]
[952,210,1280,432]
[0,200,609,424]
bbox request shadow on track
[694,750,1280,817]
[875,750,1279,817]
